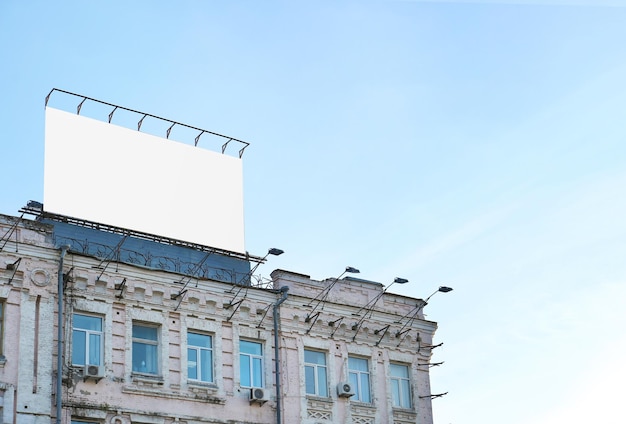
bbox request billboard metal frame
[45,88,250,158]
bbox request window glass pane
[188,348,198,380]
[304,350,325,365]
[240,357,251,387]
[349,357,368,372]
[200,348,213,381]
[241,340,262,355]
[252,357,263,386]
[189,332,211,348]
[74,314,102,331]
[133,325,157,341]
[317,367,328,397]
[349,372,359,400]
[133,342,158,374]
[305,366,316,394]
[391,380,401,406]
[72,330,86,365]
[360,374,371,402]
[88,334,101,365]
[145,344,158,373]
[391,363,409,378]
[400,380,411,407]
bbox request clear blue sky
[2,1,626,423]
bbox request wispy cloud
[377,200,518,278]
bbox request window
[132,323,159,374]
[390,363,412,408]
[188,332,213,382]
[240,340,263,388]
[304,349,328,397]
[348,356,371,403]
[72,313,103,366]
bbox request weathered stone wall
[0,215,437,424]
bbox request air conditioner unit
[337,382,355,398]
[83,365,105,380]
[249,387,269,404]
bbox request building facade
[0,211,439,424]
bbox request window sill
[240,386,264,391]
[306,395,333,403]
[392,408,417,421]
[188,380,218,390]
[131,373,164,386]
[350,400,374,407]
[122,385,226,405]
[392,406,416,412]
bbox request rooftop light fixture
[171,250,215,308]
[6,258,22,286]
[351,277,409,341]
[304,266,360,334]
[328,316,345,338]
[0,212,24,252]
[420,392,448,400]
[225,247,284,321]
[6,258,21,270]
[395,285,453,347]
[227,247,284,294]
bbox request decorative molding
[30,268,51,286]
[110,415,130,424]
[307,397,333,421]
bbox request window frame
[239,339,264,388]
[71,312,104,367]
[132,322,160,375]
[187,331,214,383]
[304,349,328,397]
[348,356,372,403]
[390,363,412,409]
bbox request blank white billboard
[44,107,245,253]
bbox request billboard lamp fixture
[194,131,205,146]
[395,286,453,347]
[108,106,118,123]
[6,258,22,270]
[328,317,345,338]
[77,97,87,115]
[137,114,147,131]
[351,277,409,341]
[166,123,176,139]
[420,392,448,399]
[303,266,360,334]
[225,248,284,321]
[44,89,252,157]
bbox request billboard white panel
[44,107,245,253]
